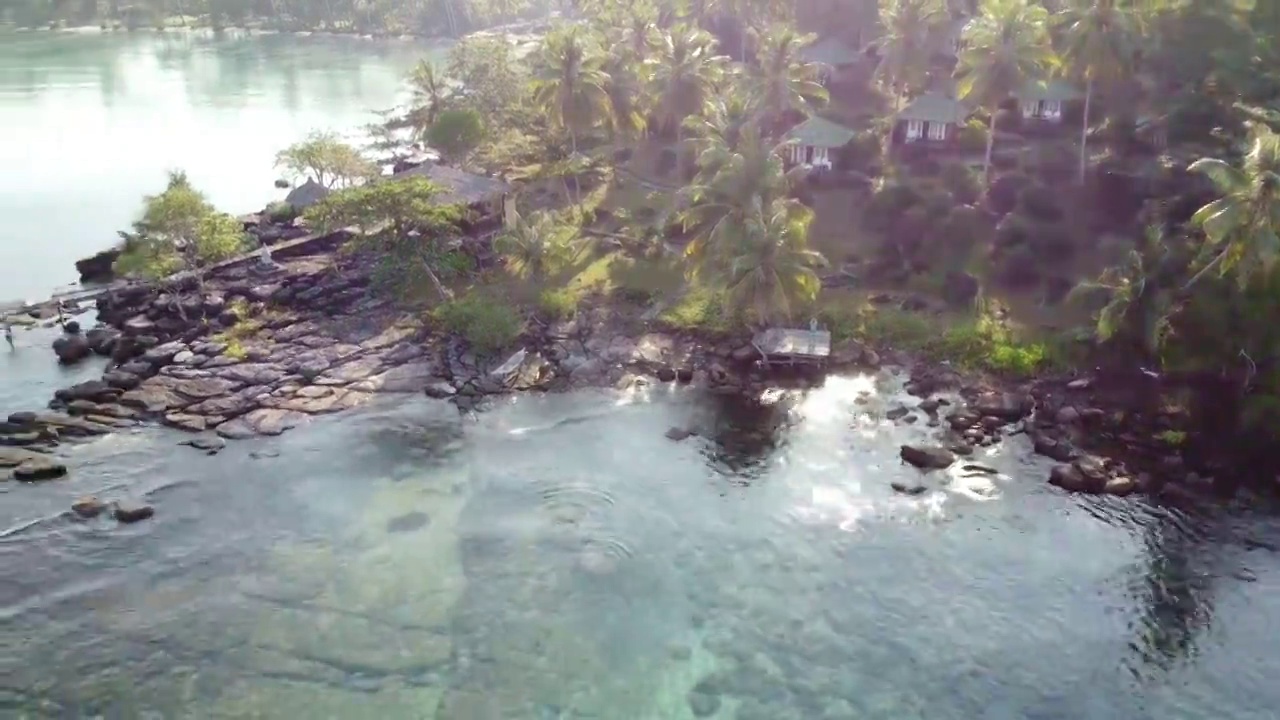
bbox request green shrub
[865,183,923,233]
[1033,222,1075,261]
[987,172,1028,214]
[994,213,1033,248]
[433,293,523,353]
[1018,183,1064,222]
[659,286,734,333]
[932,310,1053,377]
[934,205,987,266]
[955,121,989,154]
[994,243,1042,287]
[265,201,299,225]
[939,162,982,205]
[537,288,578,320]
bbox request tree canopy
[274,132,377,190]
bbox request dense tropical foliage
[84,0,1280,482]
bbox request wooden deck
[751,327,832,368]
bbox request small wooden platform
[751,327,832,369]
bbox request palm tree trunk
[983,109,997,185]
[1078,76,1093,186]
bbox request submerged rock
[71,496,108,518]
[665,427,695,442]
[891,481,928,495]
[900,444,955,470]
[113,500,154,523]
[13,459,68,481]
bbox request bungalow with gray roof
[783,116,858,169]
[1016,80,1083,124]
[392,162,516,230]
[799,36,865,86]
[895,92,969,144]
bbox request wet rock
[52,334,91,364]
[319,356,384,384]
[0,432,40,446]
[85,327,119,356]
[656,366,676,382]
[665,427,695,441]
[1067,378,1092,391]
[71,495,108,518]
[179,435,227,454]
[13,459,68,481]
[423,380,456,399]
[890,481,928,495]
[918,398,941,415]
[355,361,436,393]
[54,379,120,404]
[113,500,154,523]
[386,510,430,534]
[980,415,1004,430]
[216,408,308,438]
[900,444,955,470]
[1105,475,1137,496]
[163,413,217,432]
[948,441,975,456]
[886,406,910,421]
[172,350,196,365]
[63,319,81,334]
[102,369,142,391]
[973,392,1033,421]
[35,413,113,437]
[7,411,36,426]
[676,367,694,383]
[1054,406,1081,425]
[1032,434,1076,462]
[65,400,136,420]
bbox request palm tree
[530,26,614,155]
[747,27,830,136]
[876,0,948,110]
[1068,224,1174,358]
[725,198,827,325]
[679,125,805,279]
[1186,124,1280,289]
[1057,0,1142,184]
[685,92,758,165]
[956,0,1056,182]
[496,209,581,283]
[406,60,449,141]
[650,25,728,177]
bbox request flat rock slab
[353,362,436,393]
[216,408,309,439]
[0,447,45,468]
[214,363,289,386]
[13,459,69,481]
[318,356,384,385]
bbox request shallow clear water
[0,29,437,300]
[5,374,1280,718]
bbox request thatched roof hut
[391,163,513,206]
[284,178,331,210]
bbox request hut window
[905,119,924,140]
[927,122,947,141]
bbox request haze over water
[3,29,1280,720]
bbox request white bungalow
[1017,80,1083,123]
[896,92,969,144]
[783,116,858,169]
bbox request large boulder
[85,327,119,356]
[52,334,92,365]
[942,271,980,308]
[900,444,956,470]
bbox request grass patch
[433,291,523,354]
[537,287,579,320]
[831,297,1065,378]
[657,285,735,333]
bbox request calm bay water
[0,29,437,301]
[5,30,1280,720]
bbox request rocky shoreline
[2,247,1217,511]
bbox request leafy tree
[724,198,827,325]
[747,27,830,135]
[876,0,947,109]
[530,26,614,154]
[1057,0,1143,184]
[427,108,487,165]
[1186,124,1280,288]
[274,131,377,189]
[495,209,582,281]
[1068,224,1175,359]
[303,178,463,299]
[446,35,527,125]
[956,0,1055,182]
[115,170,250,280]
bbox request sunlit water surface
[4,373,1280,718]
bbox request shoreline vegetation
[6,0,1280,513]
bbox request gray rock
[665,427,695,441]
[1054,406,1081,425]
[1105,475,1137,496]
[900,444,956,470]
[973,392,1033,421]
[180,435,227,454]
[1032,434,1076,462]
[142,340,187,366]
[85,327,119,356]
[172,350,196,365]
[72,495,108,518]
[163,413,217,432]
[424,381,456,399]
[1067,378,1092,390]
[1049,464,1101,493]
[103,370,142,391]
[886,406,910,421]
[890,481,928,495]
